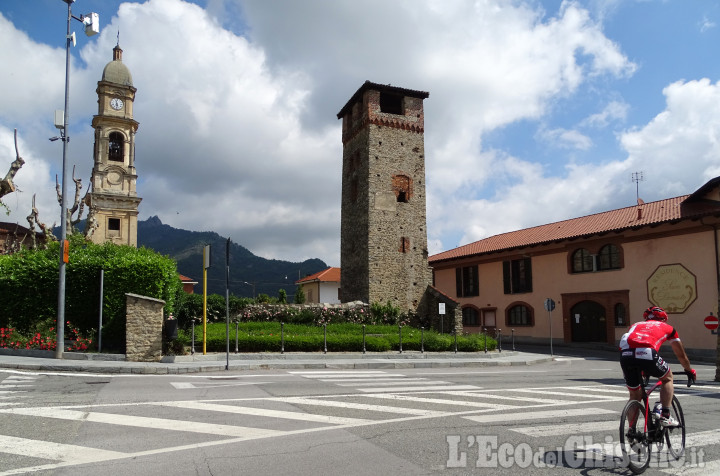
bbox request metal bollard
[398,325,403,354]
[362,324,366,354]
[511,328,515,351]
[281,322,284,354]
[497,328,502,353]
[191,319,196,355]
[420,327,424,353]
[234,319,239,353]
[454,328,457,354]
[483,328,487,354]
[324,323,327,354]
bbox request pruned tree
[26,194,55,249]
[0,129,25,212]
[56,165,92,236]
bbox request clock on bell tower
[86,44,142,246]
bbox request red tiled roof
[179,274,197,283]
[430,193,720,264]
[296,267,341,284]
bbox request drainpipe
[701,218,720,381]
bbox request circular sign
[704,315,719,330]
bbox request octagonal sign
[647,264,697,313]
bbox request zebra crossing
[0,369,717,474]
[0,373,37,407]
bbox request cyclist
[619,306,696,427]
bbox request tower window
[108,132,124,162]
[380,92,403,115]
[399,237,410,253]
[392,174,412,202]
[108,218,121,231]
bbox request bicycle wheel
[620,399,651,474]
[665,395,686,459]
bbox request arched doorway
[570,300,607,342]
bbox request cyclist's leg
[620,352,643,425]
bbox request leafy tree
[278,288,287,304]
[294,286,306,304]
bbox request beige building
[430,177,720,356]
[86,44,141,246]
[296,267,341,304]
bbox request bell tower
[86,44,141,246]
[337,81,432,310]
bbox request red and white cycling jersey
[619,320,680,351]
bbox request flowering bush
[0,320,93,352]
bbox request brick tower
[86,44,141,246]
[337,81,432,310]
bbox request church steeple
[86,46,141,246]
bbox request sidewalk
[0,349,555,374]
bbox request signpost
[439,303,446,334]
[544,298,556,357]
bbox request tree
[278,288,287,304]
[294,285,306,304]
[1,129,25,212]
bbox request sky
[1,0,720,267]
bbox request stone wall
[125,293,165,362]
[339,82,432,311]
[417,285,462,333]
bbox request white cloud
[700,15,716,33]
[13,0,719,271]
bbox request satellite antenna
[632,171,644,204]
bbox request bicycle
[619,369,694,474]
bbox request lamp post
[54,1,99,359]
[242,281,256,299]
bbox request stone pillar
[125,293,165,362]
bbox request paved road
[0,355,718,475]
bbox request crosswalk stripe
[464,407,617,424]
[512,388,620,400]
[0,434,126,462]
[155,400,370,425]
[288,371,398,376]
[512,420,619,437]
[443,390,560,404]
[278,396,451,416]
[336,379,438,387]
[362,393,516,410]
[359,384,479,393]
[319,378,428,383]
[0,407,284,438]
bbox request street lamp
[242,281,256,299]
[53,0,99,359]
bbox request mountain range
[138,216,328,298]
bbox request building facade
[86,45,141,246]
[430,178,720,355]
[296,267,341,304]
[337,81,433,311]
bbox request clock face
[110,98,124,110]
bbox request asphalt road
[0,353,718,475]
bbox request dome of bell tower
[101,45,133,87]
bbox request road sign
[704,315,719,330]
[544,298,556,312]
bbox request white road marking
[0,407,285,438]
[318,377,428,383]
[155,400,370,425]
[444,390,560,404]
[277,396,451,416]
[359,384,480,393]
[169,381,270,389]
[0,434,126,462]
[512,388,620,400]
[512,420,620,437]
[464,407,617,424]
[362,393,516,410]
[336,379,436,387]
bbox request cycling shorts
[620,347,670,390]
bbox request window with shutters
[503,258,532,294]
[455,265,479,297]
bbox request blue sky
[1,0,720,266]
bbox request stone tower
[86,45,141,246]
[337,81,432,311]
